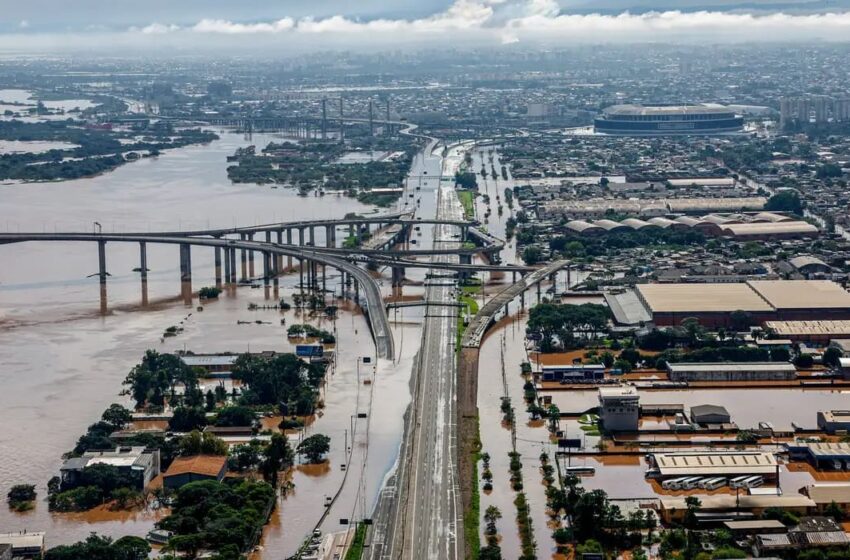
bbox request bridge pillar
[461,226,468,242]
[214,244,222,288]
[391,266,405,287]
[262,251,271,299]
[240,234,248,282]
[286,229,293,269]
[224,247,232,287]
[139,242,149,306]
[275,230,283,271]
[179,243,192,304]
[248,233,255,278]
[97,240,107,286]
[537,281,542,303]
[348,223,354,238]
[298,227,305,246]
[326,225,335,248]
[309,227,315,247]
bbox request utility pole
[368,99,374,136]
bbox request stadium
[594,104,744,135]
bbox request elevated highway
[0,232,394,360]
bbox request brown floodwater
[0,128,424,555]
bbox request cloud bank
[5,0,850,52]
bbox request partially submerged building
[60,446,160,490]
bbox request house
[59,446,160,490]
[690,404,732,425]
[163,455,228,490]
[801,484,850,516]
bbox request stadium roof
[603,104,734,116]
[636,283,774,313]
[721,221,818,237]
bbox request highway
[404,181,464,559]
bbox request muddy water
[478,313,564,559]
[0,127,408,553]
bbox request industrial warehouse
[632,280,850,327]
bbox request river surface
[0,126,422,555]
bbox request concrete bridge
[0,232,394,359]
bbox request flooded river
[0,126,419,554]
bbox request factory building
[666,362,797,383]
[635,280,850,327]
[816,411,850,434]
[785,442,850,470]
[541,364,605,383]
[598,386,640,432]
[649,450,779,480]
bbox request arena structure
[594,103,744,135]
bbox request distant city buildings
[780,95,850,129]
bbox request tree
[228,441,263,472]
[825,500,845,522]
[729,310,753,332]
[794,354,815,368]
[169,406,207,432]
[101,404,133,430]
[823,347,843,368]
[547,405,561,433]
[522,246,543,265]
[178,430,228,456]
[7,484,36,510]
[552,527,571,545]
[261,433,294,487]
[298,434,331,464]
[214,405,256,427]
[484,505,502,537]
[765,190,803,215]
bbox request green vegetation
[463,417,482,560]
[527,303,611,352]
[199,286,222,299]
[457,189,475,219]
[345,523,368,560]
[7,484,36,511]
[232,353,326,413]
[287,323,336,343]
[226,139,417,201]
[455,171,478,190]
[44,534,150,560]
[297,433,331,464]
[765,190,804,215]
[0,120,217,182]
[549,228,706,258]
[507,451,536,560]
[123,350,201,410]
[158,479,275,557]
[49,464,140,512]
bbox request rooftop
[636,283,773,313]
[748,280,850,310]
[766,321,850,336]
[603,104,734,116]
[653,450,778,476]
[660,494,814,510]
[668,362,796,373]
[802,483,850,504]
[164,455,227,478]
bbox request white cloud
[191,18,295,34]
[8,0,850,52]
[124,1,850,41]
[138,22,180,34]
[18,20,30,29]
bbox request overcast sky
[2,0,850,53]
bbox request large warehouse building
[594,104,744,135]
[635,280,850,327]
